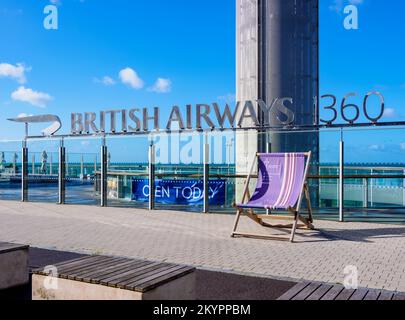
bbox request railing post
[266,142,271,215]
[80,154,84,180]
[21,142,28,202]
[363,178,369,208]
[50,154,53,175]
[148,143,155,211]
[370,169,374,207]
[339,131,345,222]
[100,138,108,207]
[32,154,35,175]
[203,141,210,213]
[58,139,66,204]
[403,169,405,207]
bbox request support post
[50,154,53,175]
[266,142,272,154]
[339,134,345,222]
[403,169,405,207]
[58,140,66,204]
[370,169,374,207]
[21,143,28,202]
[80,154,84,180]
[148,144,155,211]
[100,139,108,207]
[32,154,35,175]
[203,142,210,213]
[266,141,272,214]
[363,178,369,208]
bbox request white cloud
[329,0,364,13]
[18,113,33,118]
[11,86,53,108]
[119,67,144,89]
[218,93,236,103]
[94,76,115,86]
[0,63,30,84]
[148,78,172,93]
[369,144,384,151]
[383,108,397,118]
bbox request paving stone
[0,201,404,292]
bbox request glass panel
[26,138,59,203]
[343,127,405,222]
[64,137,101,205]
[106,135,149,208]
[0,140,22,201]
[153,131,204,212]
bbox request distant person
[40,151,48,174]
[13,153,18,174]
[0,152,5,171]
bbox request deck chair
[231,152,314,242]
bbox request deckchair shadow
[231,152,314,242]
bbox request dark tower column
[236,0,319,203]
[258,0,319,154]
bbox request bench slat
[363,289,380,300]
[67,257,128,281]
[81,260,146,284]
[335,289,356,300]
[378,291,394,300]
[349,288,369,300]
[393,293,405,300]
[128,265,189,289]
[277,282,311,300]
[101,262,166,287]
[57,256,114,277]
[116,264,178,289]
[306,284,333,300]
[320,285,344,300]
[136,266,195,292]
[292,282,322,300]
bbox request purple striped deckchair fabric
[238,153,307,210]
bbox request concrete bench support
[0,242,29,290]
[32,255,195,300]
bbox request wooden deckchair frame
[231,151,314,242]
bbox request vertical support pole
[370,169,374,207]
[50,154,53,175]
[363,178,369,209]
[32,154,35,175]
[21,142,28,202]
[403,169,405,207]
[148,143,155,211]
[58,139,66,204]
[266,142,272,154]
[66,154,69,177]
[100,138,108,207]
[266,141,272,215]
[339,130,345,222]
[80,154,84,180]
[203,139,210,214]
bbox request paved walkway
[0,201,404,292]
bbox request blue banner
[132,179,226,205]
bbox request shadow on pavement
[0,247,296,300]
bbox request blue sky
[0,0,404,162]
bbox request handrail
[92,171,405,180]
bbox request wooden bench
[32,255,196,300]
[278,281,405,300]
[0,242,29,290]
